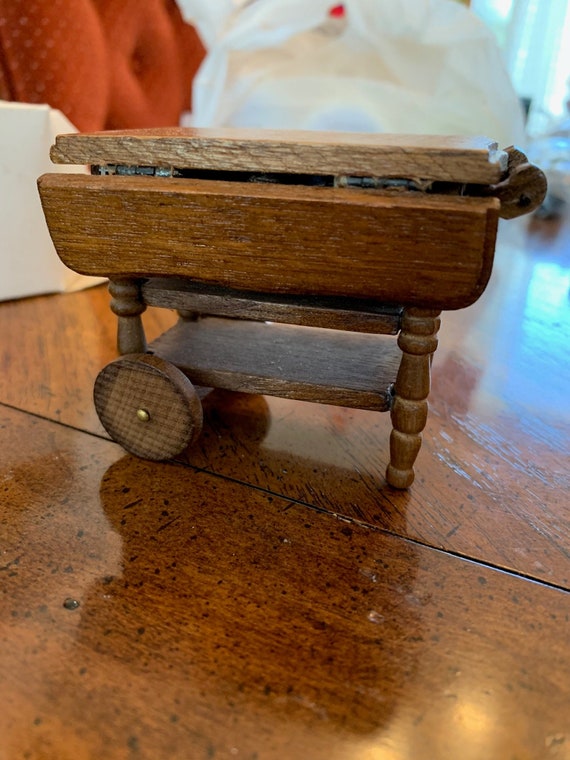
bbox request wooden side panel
[38,174,500,310]
[50,129,506,183]
[141,278,402,334]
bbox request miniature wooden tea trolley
[38,128,545,488]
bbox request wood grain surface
[142,278,403,335]
[50,128,506,183]
[0,284,175,433]
[0,202,568,760]
[38,173,499,309]
[0,214,567,586]
[0,405,569,760]
[150,317,400,411]
[93,353,203,460]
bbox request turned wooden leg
[386,308,441,489]
[109,278,147,355]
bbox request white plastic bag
[182,0,525,147]
[177,0,239,49]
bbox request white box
[0,102,103,301]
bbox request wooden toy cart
[38,129,545,488]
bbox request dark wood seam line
[2,399,568,597]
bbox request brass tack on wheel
[137,408,150,422]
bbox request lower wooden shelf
[149,316,400,411]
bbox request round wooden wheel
[94,354,203,460]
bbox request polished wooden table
[0,213,568,759]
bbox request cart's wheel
[94,354,203,460]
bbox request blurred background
[472,1,570,131]
[0,0,568,299]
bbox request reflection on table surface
[0,211,568,760]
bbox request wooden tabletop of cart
[39,129,513,310]
[49,128,507,182]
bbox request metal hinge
[89,145,547,220]
[91,164,181,178]
[334,176,432,191]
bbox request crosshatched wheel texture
[93,354,203,460]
